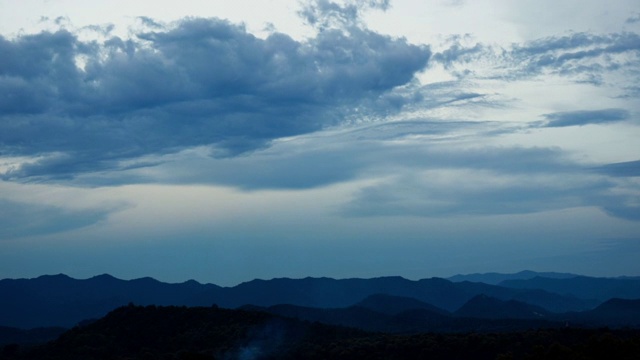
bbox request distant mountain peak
[448,271,578,285]
[181,279,201,285]
[133,276,161,283]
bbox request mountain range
[1,271,639,337]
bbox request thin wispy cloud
[0,199,111,239]
[541,109,630,127]
[432,31,640,87]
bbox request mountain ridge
[1,272,639,330]
[448,270,579,285]
[500,276,640,301]
[454,294,551,320]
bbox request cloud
[61,120,552,189]
[599,199,640,221]
[298,0,391,30]
[1,2,637,230]
[593,160,640,177]
[626,13,640,24]
[81,119,640,222]
[507,32,640,80]
[0,199,111,239]
[239,130,633,221]
[342,165,635,220]
[0,15,430,181]
[431,36,484,70]
[340,144,606,217]
[431,31,640,86]
[344,171,605,217]
[541,108,630,127]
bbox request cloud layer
[0,0,638,224]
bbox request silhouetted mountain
[448,270,577,285]
[500,276,640,302]
[455,294,551,320]
[449,280,596,313]
[355,294,450,315]
[214,276,470,310]
[0,273,622,329]
[217,276,592,313]
[570,298,640,327]
[594,298,640,315]
[0,274,220,328]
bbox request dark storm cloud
[541,108,630,127]
[0,199,111,239]
[0,13,430,180]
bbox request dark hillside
[257,303,561,334]
[0,327,65,347]
[5,305,640,360]
[354,293,450,315]
[455,294,551,320]
[576,298,640,327]
[10,305,366,360]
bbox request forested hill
[4,305,640,360]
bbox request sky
[0,0,639,286]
